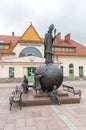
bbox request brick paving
[0,81,86,130]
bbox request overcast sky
[0,0,86,46]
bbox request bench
[62,84,81,99]
[9,86,23,110]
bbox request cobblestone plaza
[0,81,86,130]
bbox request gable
[0,35,20,54]
[20,23,43,43]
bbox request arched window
[69,63,74,68]
[19,47,42,57]
[68,63,74,80]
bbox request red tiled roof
[0,35,20,54]
[0,34,86,56]
[53,34,86,56]
[53,40,76,48]
[0,29,86,57]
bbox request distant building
[0,23,86,83]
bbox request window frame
[79,66,83,77]
[9,67,15,78]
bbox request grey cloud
[0,0,86,46]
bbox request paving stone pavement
[0,81,86,130]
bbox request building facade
[0,23,86,83]
[53,33,86,80]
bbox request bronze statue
[22,75,29,93]
[34,24,63,92]
[44,24,56,64]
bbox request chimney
[12,32,14,36]
[65,33,71,42]
[54,32,61,44]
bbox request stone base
[22,88,81,106]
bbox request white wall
[0,64,24,78]
[0,63,41,78]
[58,56,86,77]
[0,65,9,78]
[1,54,16,60]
